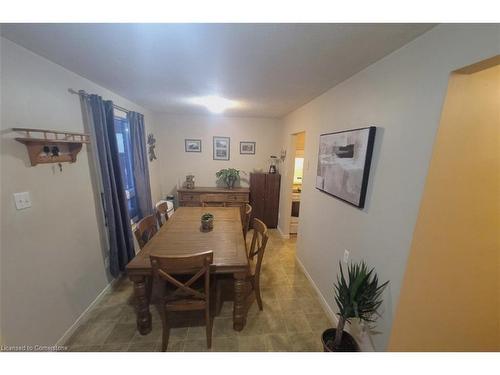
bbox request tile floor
[66,230,332,352]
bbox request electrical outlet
[14,192,32,210]
[343,249,350,263]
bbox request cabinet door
[249,173,266,228]
[264,174,281,228]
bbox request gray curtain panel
[85,94,136,277]
[127,111,153,219]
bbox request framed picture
[240,141,256,155]
[185,139,202,153]
[213,136,230,161]
[316,126,376,208]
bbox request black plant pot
[321,328,360,352]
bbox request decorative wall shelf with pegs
[13,128,90,166]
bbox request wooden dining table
[126,206,250,335]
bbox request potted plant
[322,261,389,352]
[200,213,214,231]
[216,168,242,189]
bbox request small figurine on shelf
[42,146,50,157]
[185,175,195,189]
[51,146,60,157]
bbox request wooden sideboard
[177,187,250,207]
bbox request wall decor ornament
[213,136,230,161]
[240,141,256,155]
[316,126,376,208]
[185,139,202,152]
[147,133,157,161]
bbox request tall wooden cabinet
[249,173,281,228]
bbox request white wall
[277,24,500,350]
[153,113,282,198]
[0,37,161,346]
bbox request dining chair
[245,218,269,310]
[155,201,170,228]
[133,214,158,250]
[150,251,214,351]
[240,203,252,244]
[215,218,268,313]
[200,194,227,207]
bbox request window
[114,116,139,223]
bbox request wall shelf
[13,128,90,166]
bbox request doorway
[289,131,306,235]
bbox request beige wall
[277,24,500,350]
[0,37,160,345]
[153,113,282,198]
[389,64,500,351]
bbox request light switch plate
[343,249,350,263]
[14,192,32,210]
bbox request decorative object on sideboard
[13,127,90,167]
[216,168,244,189]
[240,141,256,155]
[268,155,278,174]
[321,261,388,352]
[185,175,195,189]
[316,126,376,209]
[185,139,202,153]
[200,213,214,232]
[213,136,230,160]
[147,133,157,161]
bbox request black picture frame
[240,141,256,155]
[185,139,202,152]
[213,136,230,161]
[315,126,376,209]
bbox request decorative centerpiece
[321,261,388,352]
[216,168,242,189]
[200,213,214,231]
[185,175,195,189]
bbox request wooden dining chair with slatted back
[200,193,226,207]
[241,203,252,244]
[215,217,268,314]
[150,251,214,351]
[133,214,158,250]
[155,202,170,228]
[246,218,269,310]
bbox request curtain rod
[68,88,130,114]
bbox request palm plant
[332,261,388,349]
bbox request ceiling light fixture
[188,95,237,114]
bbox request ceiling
[1,23,434,118]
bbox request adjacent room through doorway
[290,132,306,235]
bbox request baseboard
[56,277,119,346]
[295,257,338,326]
[295,256,375,352]
[277,225,290,239]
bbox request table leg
[130,274,152,335]
[233,272,247,331]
